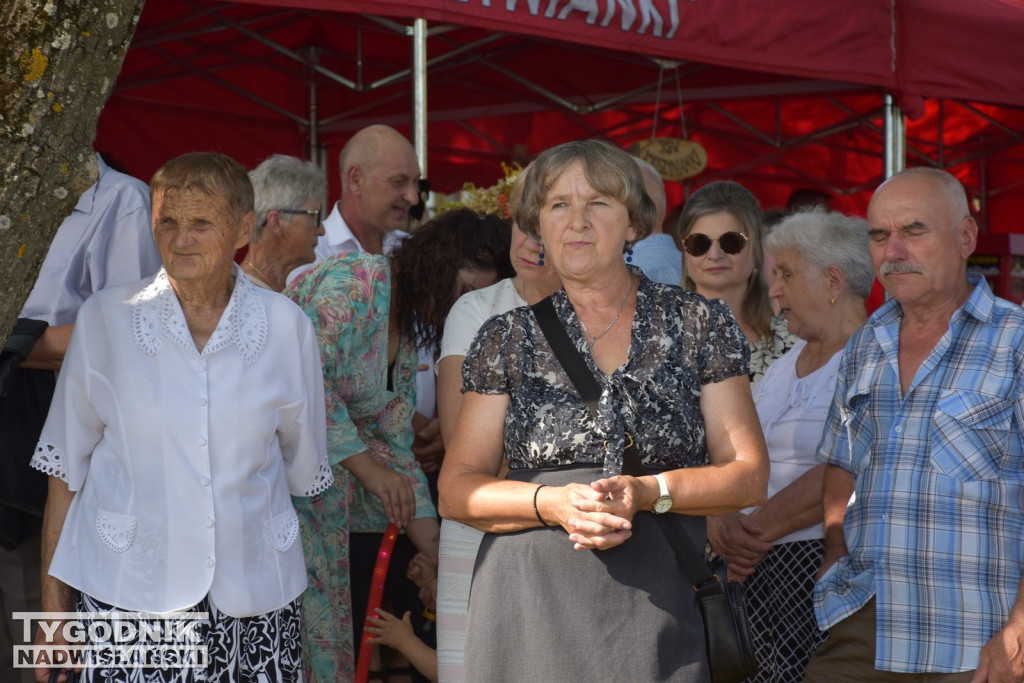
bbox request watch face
[653,496,672,514]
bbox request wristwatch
[651,473,672,514]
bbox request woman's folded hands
[543,476,651,551]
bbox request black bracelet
[533,484,551,527]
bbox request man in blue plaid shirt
[806,167,1024,682]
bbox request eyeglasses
[683,231,748,257]
[278,208,322,224]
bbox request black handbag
[531,296,758,683]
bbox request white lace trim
[265,509,300,552]
[96,511,137,553]
[131,267,267,364]
[31,443,68,481]
[304,460,334,497]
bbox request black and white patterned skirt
[743,539,829,683]
[70,592,303,683]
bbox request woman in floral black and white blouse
[439,140,768,682]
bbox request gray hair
[518,139,657,247]
[151,152,254,222]
[249,155,327,241]
[766,209,875,299]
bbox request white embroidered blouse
[32,266,332,617]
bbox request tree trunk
[0,0,145,347]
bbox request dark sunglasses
[683,231,748,256]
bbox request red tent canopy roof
[96,0,1024,234]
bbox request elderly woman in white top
[707,209,872,682]
[32,152,331,683]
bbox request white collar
[323,202,409,255]
[132,264,268,364]
[324,202,360,251]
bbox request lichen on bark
[0,0,146,346]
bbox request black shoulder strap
[530,296,601,417]
[529,295,718,591]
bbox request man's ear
[960,215,978,259]
[347,164,364,196]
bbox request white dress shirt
[286,202,408,284]
[32,267,332,617]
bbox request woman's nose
[568,203,589,230]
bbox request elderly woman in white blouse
[31,152,331,683]
[707,209,872,682]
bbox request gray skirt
[464,465,710,683]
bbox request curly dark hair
[391,208,514,352]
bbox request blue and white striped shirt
[815,273,1024,673]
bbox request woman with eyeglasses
[242,154,327,292]
[707,209,871,682]
[678,181,798,387]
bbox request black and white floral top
[748,313,798,388]
[463,271,749,477]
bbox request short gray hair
[766,209,875,299]
[249,155,327,241]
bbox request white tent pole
[413,18,428,178]
[884,93,906,178]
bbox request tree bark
[0,0,145,347]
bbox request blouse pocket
[931,391,1014,481]
[266,508,300,552]
[95,511,137,553]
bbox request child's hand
[407,553,438,611]
[365,608,415,649]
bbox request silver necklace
[578,276,635,349]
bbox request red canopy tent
[96,0,1024,232]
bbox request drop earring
[538,247,545,267]
[625,245,634,264]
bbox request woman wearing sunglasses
[678,181,797,387]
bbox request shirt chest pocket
[839,382,874,475]
[931,391,1014,481]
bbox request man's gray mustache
[880,262,924,276]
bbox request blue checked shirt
[815,274,1024,673]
